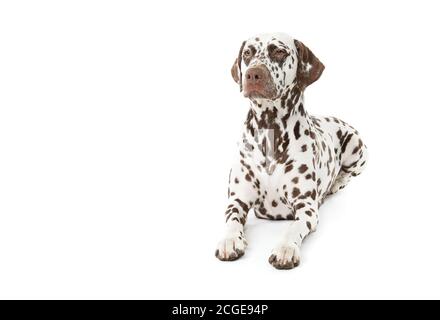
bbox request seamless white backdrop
[1,0,440,299]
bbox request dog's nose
[245,66,270,84]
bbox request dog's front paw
[215,235,247,261]
[268,244,301,270]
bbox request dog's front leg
[215,163,256,261]
[215,200,249,261]
[269,196,319,269]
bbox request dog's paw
[215,236,247,261]
[329,175,350,195]
[268,244,300,270]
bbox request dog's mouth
[243,83,277,100]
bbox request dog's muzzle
[243,65,277,100]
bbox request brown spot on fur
[352,139,364,154]
[235,199,249,212]
[298,164,308,173]
[292,187,301,198]
[294,121,301,140]
[284,160,294,174]
[341,133,354,154]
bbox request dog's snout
[243,64,276,99]
[245,66,269,84]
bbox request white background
[1,0,439,299]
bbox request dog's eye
[242,46,256,65]
[274,49,288,59]
[268,45,289,63]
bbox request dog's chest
[241,125,305,207]
[240,116,338,217]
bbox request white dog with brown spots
[215,33,367,269]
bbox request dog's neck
[246,84,308,130]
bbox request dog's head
[231,33,325,100]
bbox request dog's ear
[231,57,240,83]
[231,41,246,91]
[294,39,325,89]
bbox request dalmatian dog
[215,33,367,269]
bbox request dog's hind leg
[329,134,368,195]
